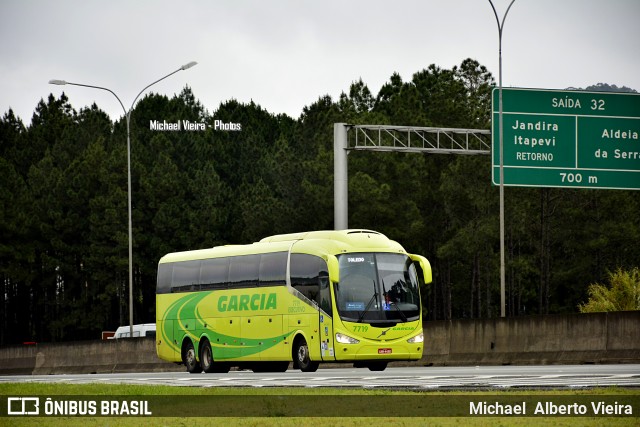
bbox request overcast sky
[1,0,639,125]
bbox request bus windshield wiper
[383,279,407,322]
[390,300,407,322]
[357,280,378,323]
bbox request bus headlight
[335,333,360,344]
[407,332,424,343]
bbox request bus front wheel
[367,362,387,371]
[183,340,202,374]
[294,337,319,372]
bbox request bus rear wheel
[200,340,215,373]
[199,339,230,373]
[183,340,202,374]
[294,337,319,372]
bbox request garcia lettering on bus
[218,293,277,312]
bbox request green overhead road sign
[492,88,640,190]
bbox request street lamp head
[181,61,198,71]
[49,79,67,85]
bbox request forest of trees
[1,58,638,344]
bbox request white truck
[110,323,156,339]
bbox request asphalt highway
[1,364,639,390]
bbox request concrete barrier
[421,311,640,366]
[0,344,38,375]
[0,311,637,375]
[0,338,182,375]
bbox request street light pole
[49,61,197,337]
[488,0,515,318]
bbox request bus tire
[367,362,387,371]
[199,339,215,373]
[294,337,319,372]
[183,340,202,374]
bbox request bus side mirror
[327,255,340,283]
[409,254,432,284]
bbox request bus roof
[158,229,407,264]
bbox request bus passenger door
[318,276,335,361]
[319,311,335,361]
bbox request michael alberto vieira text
[470,400,633,416]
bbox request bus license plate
[378,348,392,354]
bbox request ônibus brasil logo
[6,397,152,416]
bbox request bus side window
[157,263,174,294]
[319,275,332,315]
[171,260,201,292]
[291,254,330,313]
[228,254,260,288]
[200,257,230,290]
[259,252,287,286]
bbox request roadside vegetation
[579,267,640,312]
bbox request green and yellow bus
[156,229,431,373]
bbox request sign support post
[489,0,516,318]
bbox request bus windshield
[335,253,421,324]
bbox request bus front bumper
[334,343,423,361]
